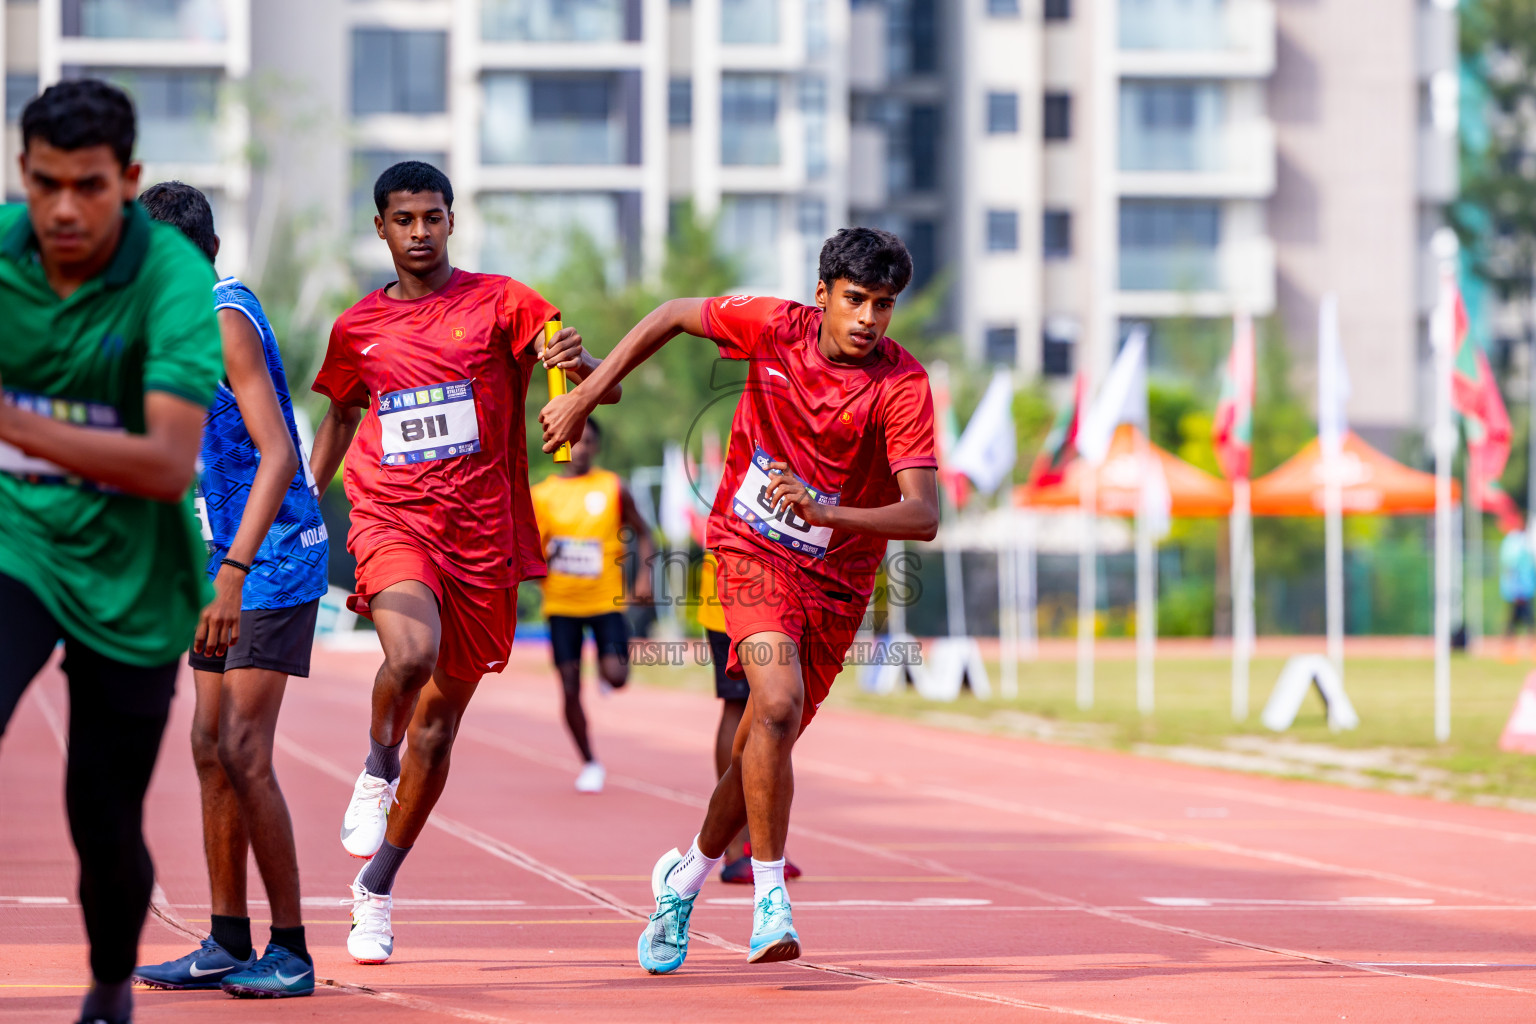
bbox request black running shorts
[707,629,749,702]
[549,611,630,666]
[187,598,321,677]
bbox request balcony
[82,66,222,164]
[481,72,640,166]
[481,0,634,43]
[1118,117,1275,197]
[849,123,887,209]
[722,0,778,45]
[1118,233,1275,317]
[1418,123,1457,203]
[63,0,225,41]
[1117,0,1275,78]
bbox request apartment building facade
[0,0,1459,432]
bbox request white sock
[665,837,722,898]
[751,857,786,904]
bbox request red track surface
[6,644,1536,1022]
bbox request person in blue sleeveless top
[133,182,327,1000]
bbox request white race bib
[731,446,838,559]
[548,537,604,578]
[377,379,480,466]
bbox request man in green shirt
[0,80,222,1024]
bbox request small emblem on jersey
[723,295,754,307]
[453,328,465,340]
[766,367,788,382]
[362,343,382,356]
[840,411,853,425]
[584,490,607,515]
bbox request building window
[985,326,1018,365]
[987,0,1020,14]
[986,91,1019,134]
[721,74,780,166]
[480,191,633,284]
[482,72,640,165]
[1118,199,1221,291]
[63,0,225,40]
[1044,92,1071,140]
[352,29,447,115]
[1043,210,1072,258]
[1044,0,1071,20]
[1042,319,1076,376]
[986,209,1019,252]
[722,0,778,44]
[352,149,448,234]
[5,74,38,122]
[719,195,782,288]
[482,0,632,43]
[80,67,220,163]
[1119,81,1223,171]
[669,77,692,126]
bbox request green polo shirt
[0,201,223,666]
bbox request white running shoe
[340,770,398,859]
[575,761,606,794]
[345,867,394,965]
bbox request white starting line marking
[1144,896,1435,908]
[705,897,993,908]
[0,896,70,905]
[1359,962,1536,968]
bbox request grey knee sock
[360,840,411,895]
[364,734,401,783]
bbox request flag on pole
[930,361,970,509]
[1213,312,1256,481]
[1078,326,1149,466]
[1450,290,1517,527]
[1029,372,1085,487]
[951,369,1017,495]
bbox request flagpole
[1232,476,1252,719]
[1467,456,1483,655]
[1020,513,1038,659]
[1078,464,1096,710]
[1320,295,1346,678]
[1135,436,1156,715]
[1433,228,1458,743]
[998,505,1019,700]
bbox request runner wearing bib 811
[307,161,620,965]
[538,227,939,971]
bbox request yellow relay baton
[544,319,571,464]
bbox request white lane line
[1143,897,1436,908]
[281,731,1174,1024]
[885,725,1536,848]
[706,897,993,908]
[461,724,1536,998]
[1359,962,1536,968]
[0,896,70,905]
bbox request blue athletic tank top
[195,277,330,610]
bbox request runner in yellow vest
[531,418,653,792]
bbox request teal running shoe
[637,848,696,974]
[219,944,315,998]
[134,936,255,990]
[747,887,800,963]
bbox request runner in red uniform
[308,161,618,964]
[539,227,938,971]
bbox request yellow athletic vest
[531,469,626,618]
[697,551,727,634]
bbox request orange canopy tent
[1250,431,1459,517]
[1015,423,1233,517]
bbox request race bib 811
[731,446,838,559]
[377,379,480,466]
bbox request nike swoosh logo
[188,963,236,978]
[275,967,311,985]
[362,343,381,355]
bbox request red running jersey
[312,269,557,589]
[701,295,938,603]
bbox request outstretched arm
[0,375,204,503]
[539,326,622,406]
[539,297,709,453]
[310,399,363,500]
[765,464,940,543]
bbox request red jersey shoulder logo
[840,411,853,425]
[451,327,465,340]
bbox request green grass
[631,654,1536,807]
